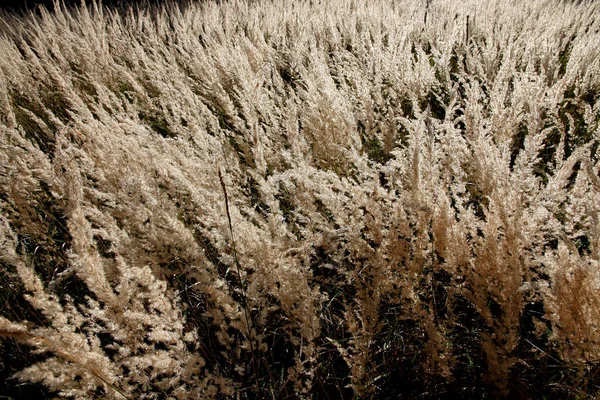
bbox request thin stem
[218,167,262,394]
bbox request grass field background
[1,0,600,398]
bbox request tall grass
[1,0,599,398]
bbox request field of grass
[1,0,599,398]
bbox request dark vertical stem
[218,168,261,395]
[466,15,470,45]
